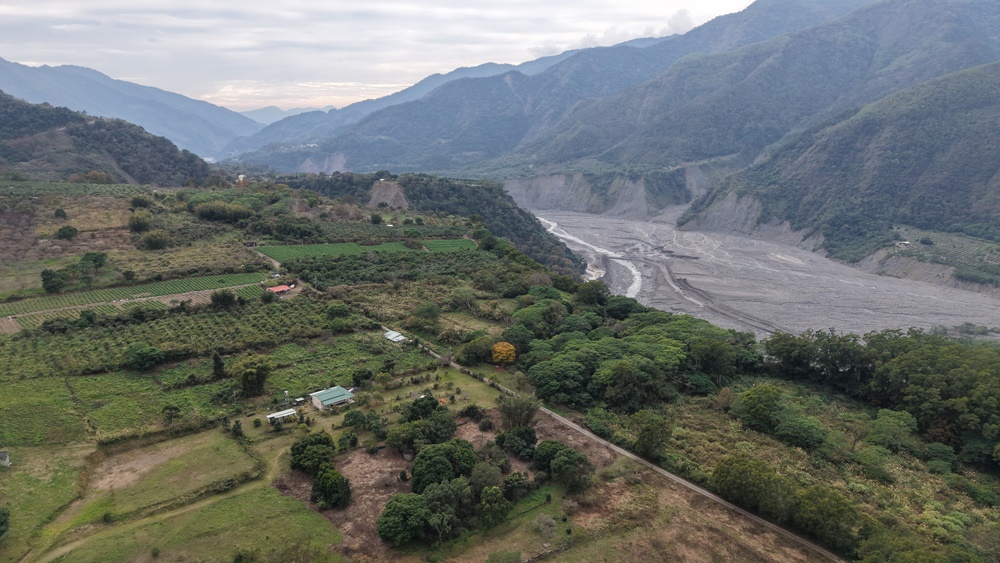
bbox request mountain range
[0,58,263,157]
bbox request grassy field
[46,487,344,563]
[0,444,92,562]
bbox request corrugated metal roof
[309,386,354,405]
[266,408,297,420]
[384,330,407,342]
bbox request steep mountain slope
[680,61,1000,262]
[506,0,1000,172]
[0,58,262,157]
[0,91,210,185]
[232,0,872,173]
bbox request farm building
[266,408,297,423]
[0,449,9,467]
[384,330,407,343]
[267,285,291,295]
[310,386,355,410]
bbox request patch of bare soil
[368,181,409,210]
[274,447,411,562]
[92,439,192,490]
[0,317,19,334]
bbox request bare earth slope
[536,208,1000,336]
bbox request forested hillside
[681,61,1000,262]
[0,91,210,185]
[281,172,585,276]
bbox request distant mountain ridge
[229,0,873,173]
[0,91,210,185]
[217,45,627,158]
[0,58,263,158]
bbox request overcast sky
[0,1,754,111]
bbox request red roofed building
[267,285,291,294]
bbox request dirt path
[252,248,281,270]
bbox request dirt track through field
[538,210,1000,336]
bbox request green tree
[377,493,431,546]
[210,289,238,308]
[495,393,541,431]
[212,351,226,379]
[290,433,337,475]
[575,280,610,305]
[629,409,673,461]
[502,471,531,502]
[337,431,358,451]
[40,269,65,293]
[550,448,594,492]
[343,409,367,428]
[469,461,503,499]
[735,383,786,432]
[412,301,441,328]
[232,354,272,396]
[311,466,351,509]
[710,455,796,523]
[423,477,474,543]
[121,342,164,371]
[370,213,383,224]
[54,225,78,240]
[0,507,8,541]
[457,335,494,365]
[412,451,458,495]
[533,440,570,474]
[477,486,512,529]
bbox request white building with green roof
[309,386,354,410]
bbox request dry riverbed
[538,210,1000,336]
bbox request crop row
[0,273,265,316]
[423,239,476,252]
[258,238,475,262]
[256,242,414,262]
[0,299,330,380]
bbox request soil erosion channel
[537,210,1000,336]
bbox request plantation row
[423,239,477,253]
[0,299,335,380]
[0,273,266,316]
[256,238,475,263]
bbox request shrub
[55,225,79,240]
[142,230,169,250]
[121,343,164,371]
[128,210,152,232]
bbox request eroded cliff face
[678,192,825,252]
[504,167,694,218]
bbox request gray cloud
[0,1,752,110]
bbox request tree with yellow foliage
[491,341,516,366]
